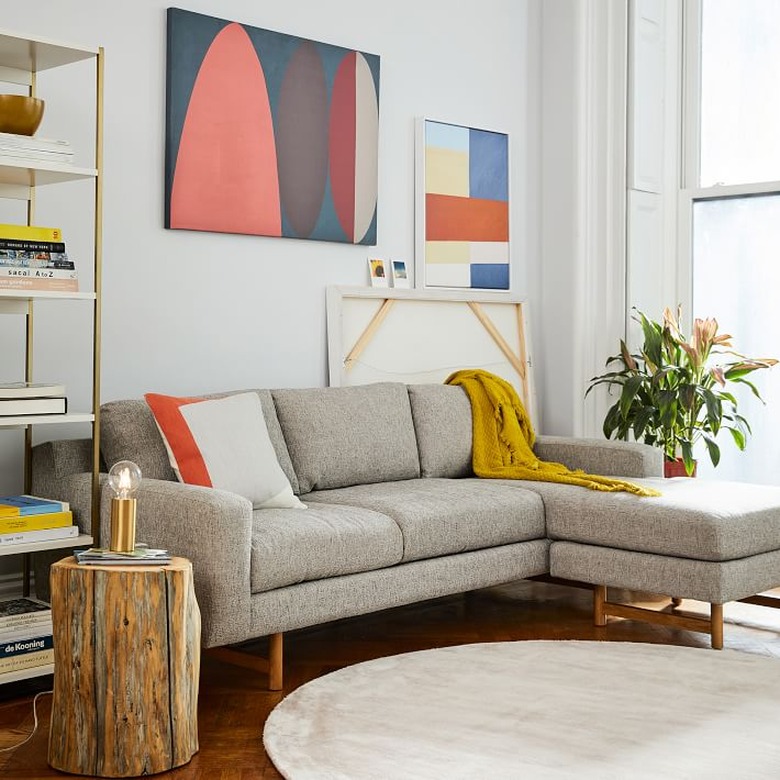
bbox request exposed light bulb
[108,460,142,553]
[108,460,142,499]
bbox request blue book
[0,494,69,516]
[0,633,54,657]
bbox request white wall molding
[540,0,628,437]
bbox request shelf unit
[0,30,102,686]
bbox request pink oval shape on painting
[276,41,329,238]
[329,52,357,242]
[170,23,281,236]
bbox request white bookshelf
[0,28,103,686]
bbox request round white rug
[263,640,780,779]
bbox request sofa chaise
[31,382,780,689]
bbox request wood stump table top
[48,554,201,777]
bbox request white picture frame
[414,117,511,292]
[390,260,410,288]
[368,257,388,287]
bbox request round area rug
[263,640,780,779]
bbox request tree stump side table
[48,556,201,777]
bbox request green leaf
[703,435,721,467]
[727,426,746,450]
[619,375,644,420]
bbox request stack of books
[75,546,172,566]
[0,495,75,546]
[0,223,78,293]
[0,132,74,165]
[0,382,67,417]
[0,596,54,677]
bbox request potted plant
[586,307,777,476]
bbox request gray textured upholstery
[504,477,780,561]
[251,503,402,593]
[551,541,780,604]
[250,540,550,636]
[407,384,473,478]
[272,383,421,493]
[31,380,780,656]
[304,478,544,562]
[69,472,254,647]
[533,435,664,478]
[101,389,299,494]
[101,399,176,481]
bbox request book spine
[0,398,67,416]
[0,253,75,270]
[0,224,62,241]
[0,276,78,293]
[0,509,73,532]
[0,613,52,632]
[0,633,54,657]
[0,240,66,252]
[0,511,72,534]
[0,647,54,673]
[0,621,53,642]
[0,497,70,516]
[0,267,77,279]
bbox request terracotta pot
[664,458,697,478]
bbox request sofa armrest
[533,435,663,478]
[68,472,254,647]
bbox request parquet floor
[2,579,780,779]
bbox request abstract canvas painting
[165,8,380,244]
[415,119,509,289]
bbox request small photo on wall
[391,260,410,288]
[368,258,388,287]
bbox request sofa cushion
[144,392,305,509]
[102,390,300,494]
[408,384,473,478]
[250,503,403,592]
[272,383,421,494]
[304,478,544,562]
[497,477,780,561]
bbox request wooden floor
[2,579,780,779]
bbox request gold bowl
[0,95,45,135]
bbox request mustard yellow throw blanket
[446,369,660,497]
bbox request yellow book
[0,647,54,674]
[0,224,62,242]
[0,510,72,534]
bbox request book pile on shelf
[75,546,172,566]
[0,494,75,547]
[0,382,67,417]
[0,131,74,165]
[0,223,78,292]
[0,596,53,678]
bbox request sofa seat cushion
[491,477,780,562]
[251,503,403,593]
[303,478,545,562]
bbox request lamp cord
[0,690,52,753]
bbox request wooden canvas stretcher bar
[327,286,536,423]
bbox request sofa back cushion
[101,389,300,494]
[407,384,473,478]
[272,383,421,493]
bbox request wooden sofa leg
[594,585,607,627]
[710,604,724,650]
[269,632,284,691]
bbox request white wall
[2,0,538,404]
[0,1,542,581]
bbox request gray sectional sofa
[31,382,780,688]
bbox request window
[684,0,780,483]
[627,0,780,484]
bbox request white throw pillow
[144,391,305,509]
